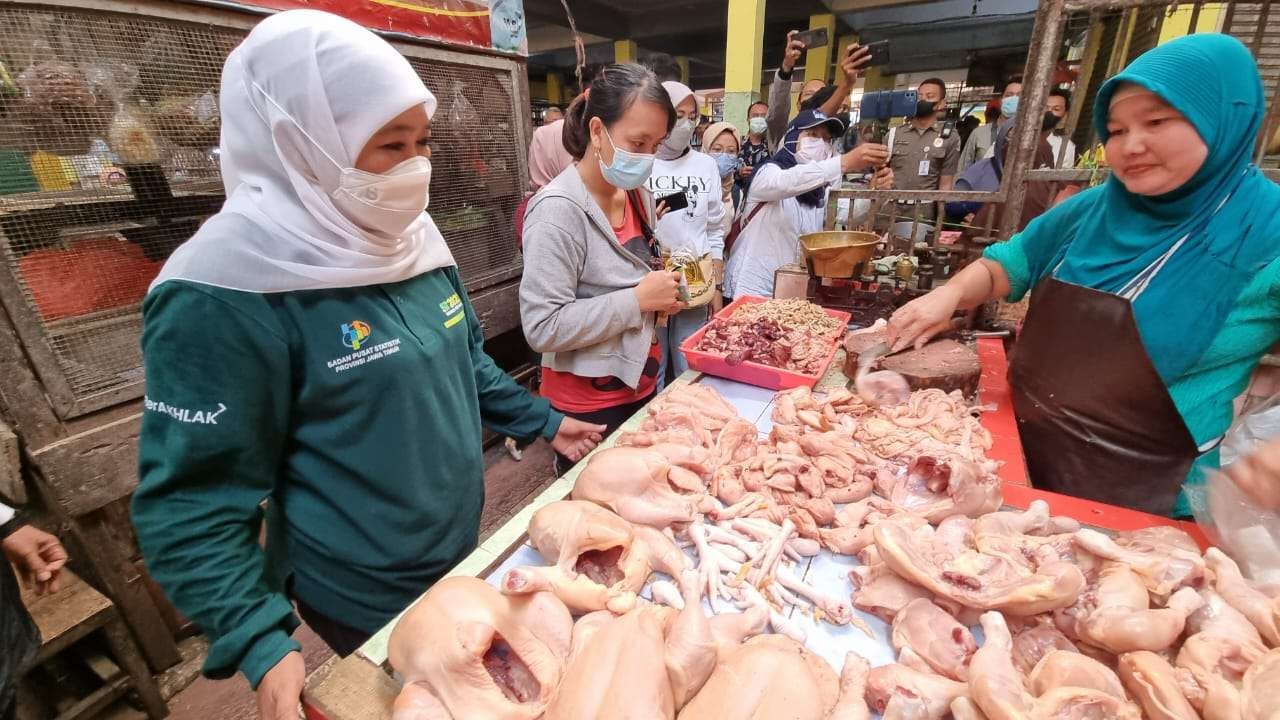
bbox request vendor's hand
[635,270,684,314]
[1224,436,1280,511]
[711,292,724,316]
[2,524,68,596]
[870,165,894,190]
[256,651,304,720]
[839,43,872,85]
[552,418,607,463]
[656,199,671,220]
[781,31,805,73]
[885,285,962,353]
[738,165,753,179]
[842,143,890,174]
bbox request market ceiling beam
[522,0,630,40]
[820,0,938,11]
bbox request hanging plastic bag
[1188,394,1280,585]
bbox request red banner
[243,0,492,49]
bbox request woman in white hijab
[642,81,725,386]
[130,10,603,717]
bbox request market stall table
[300,339,1203,720]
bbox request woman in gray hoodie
[520,64,686,471]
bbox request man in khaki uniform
[888,77,961,222]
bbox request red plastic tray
[680,295,851,390]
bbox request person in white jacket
[725,110,892,301]
[645,81,726,384]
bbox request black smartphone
[793,28,829,50]
[864,39,891,67]
[657,191,689,212]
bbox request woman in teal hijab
[887,33,1280,517]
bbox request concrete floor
[98,442,557,719]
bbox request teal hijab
[1039,33,1280,382]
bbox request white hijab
[151,9,455,293]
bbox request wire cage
[0,2,529,419]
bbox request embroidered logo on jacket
[341,321,372,350]
[145,397,227,425]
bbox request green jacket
[132,267,562,687]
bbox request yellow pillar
[804,14,837,84]
[723,0,767,133]
[862,66,893,92]
[546,72,564,105]
[676,56,691,84]
[1157,3,1225,43]
[614,39,638,64]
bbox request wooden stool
[18,568,167,719]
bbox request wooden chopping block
[843,330,982,397]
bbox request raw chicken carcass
[890,598,977,681]
[388,576,573,720]
[501,500,686,614]
[1205,547,1280,647]
[849,562,934,622]
[1117,650,1200,720]
[1027,650,1126,699]
[1074,528,1206,599]
[679,639,871,720]
[1031,687,1142,720]
[864,661,968,720]
[971,612,1141,720]
[572,447,709,527]
[875,517,1085,616]
[1067,562,1205,654]
[1011,623,1080,676]
[880,455,1002,523]
[1241,647,1280,720]
[545,570,716,720]
[969,611,1036,720]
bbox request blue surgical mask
[598,126,656,190]
[1001,95,1020,118]
[712,152,739,178]
[748,117,768,136]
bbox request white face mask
[795,137,832,164]
[332,155,432,238]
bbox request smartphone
[657,191,689,212]
[793,28,829,50]
[864,39,890,67]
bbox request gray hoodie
[520,165,658,390]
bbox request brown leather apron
[1008,277,1199,515]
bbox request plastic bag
[1188,394,1280,585]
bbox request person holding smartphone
[724,109,892,300]
[765,34,867,151]
[521,64,685,472]
[644,80,726,385]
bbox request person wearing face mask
[950,119,1058,237]
[1045,87,1077,168]
[131,12,606,717]
[959,75,1021,172]
[766,33,874,151]
[888,34,1280,518]
[643,81,726,385]
[521,64,684,472]
[704,120,742,237]
[724,110,893,300]
[886,78,962,222]
[739,101,772,189]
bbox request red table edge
[977,338,1029,488]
